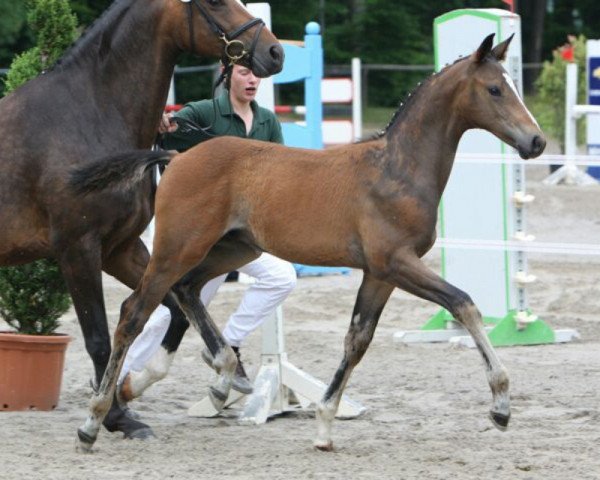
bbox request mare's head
[449,34,545,159]
[166,0,284,77]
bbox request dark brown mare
[71,34,545,451]
[0,0,282,438]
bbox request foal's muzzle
[517,134,546,160]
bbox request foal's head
[451,34,545,159]
[166,0,284,77]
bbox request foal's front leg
[388,251,510,430]
[315,272,394,451]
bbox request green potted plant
[0,260,72,410]
[0,0,76,411]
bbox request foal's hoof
[76,428,96,453]
[313,440,334,452]
[124,426,155,441]
[209,386,227,412]
[489,410,510,431]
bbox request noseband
[183,0,265,66]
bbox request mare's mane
[46,0,131,73]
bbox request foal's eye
[488,86,502,97]
[207,0,221,6]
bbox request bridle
[181,0,265,67]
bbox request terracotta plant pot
[0,331,71,411]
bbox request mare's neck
[383,73,468,199]
[61,0,180,148]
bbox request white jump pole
[542,63,598,185]
[351,57,362,141]
[188,3,366,423]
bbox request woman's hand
[158,113,178,134]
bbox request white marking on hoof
[315,402,336,451]
[211,348,237,374]
[313,439,334,452]
[76,423,97,453]
[126,349,175,399]
[489,410,510,431]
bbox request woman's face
[229,64,261,103]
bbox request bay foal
[74,34,545,451]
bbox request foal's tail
[69,150,175,195]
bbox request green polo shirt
[161,92,284,152]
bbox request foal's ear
[473,33,495,63]
[491,33,514,62]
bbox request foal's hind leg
[385,251,510,430]
[120,238,260,405]
[118,305,189,402]
[104,238,189,404]
[315,272,394,451]
[78,236,221,450]
[101,237,176,437]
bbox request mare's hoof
[209,386,227,412]
[489,411,510,431]
[124,426,155,440]
[104,406,153,439]
[313,440,334,452]
[76,428,96,453]
[122,405,142,420]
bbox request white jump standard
[188,307,366,423]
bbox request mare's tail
[69,150,175,195]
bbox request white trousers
[119,253,297,382]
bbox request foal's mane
[46,0,131,73]
[364,56,469,142]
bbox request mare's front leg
[55,236,152,440]
[385,250,510,430]
[315,272,394,451]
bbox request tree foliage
[1,1,599,121]
[0,1,30,67]
[4,0,77,94]
[533,35,587,151]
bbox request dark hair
[219,59,232,90]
